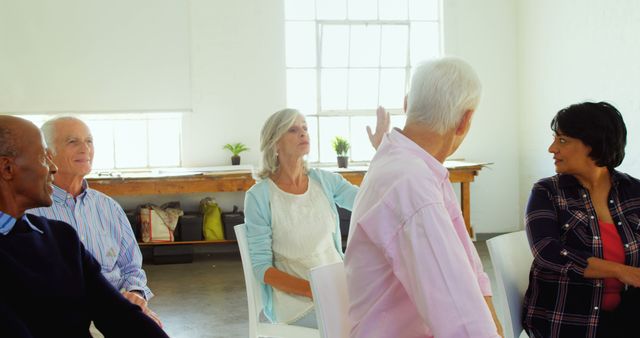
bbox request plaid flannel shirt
[523,171,640,338]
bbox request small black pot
[231,155,241,165]
[337,156,349,168]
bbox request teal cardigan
[243,168,357,322]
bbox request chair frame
[235,224,320,338]
[486,230,532,338]
[309,262,350,338]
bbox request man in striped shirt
[27,116,161,327]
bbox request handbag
[140,203,184,243]
[200,197,224,240]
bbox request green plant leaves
[223,142,249,156]
[331,136,350,156]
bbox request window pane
[379,69,406,109]
[286,22,317,67]
[321,69,348,110]
[379,0,408,20]
[305,115,319,162]
[113,120,147,169]
[86,120,115,170]
[350,116,376,161]
[285,0,316,20]
[321,25,349,67]
[410,22,440,64]
[319,116,349,163]
[380,25,408,67]
[348,0,377,20]
[409,0,439,21]
[349,25,380,67]
[348,69,378,109]
[391,114,407,129]
[287,69,317,114]
[148,119,181,167]
[317,0,346,20]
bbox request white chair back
[309,262,351,338]
[486,230,533,338]
[235,224,320,338]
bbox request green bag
[200,197,224,240]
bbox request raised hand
[367,106,391,150]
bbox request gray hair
[40,116,84,155]
[406,57,482,134]
[256,108,307,179]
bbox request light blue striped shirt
[28,181,153,300]
[0,212,43,235]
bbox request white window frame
[285,0,442,164]
[311,20,411,117]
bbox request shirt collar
[52,179,90,204]
[557,169,630,189]
[611,170,632,186]
[0,211,43,236]
[385,128,449,181]
[557,174,579,188]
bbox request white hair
[40,115,85,155]
[257,108,307,179]
[406,57,482,134]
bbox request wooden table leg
[460,182,474,237]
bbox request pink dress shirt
[345,129,500,338]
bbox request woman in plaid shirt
[523,102,640,338]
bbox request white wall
[0,0,191,112]
[184,0,286,167]
[444,0,521,233]
[517,0,640,222]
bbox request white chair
[234,224,320,338]
[309,262,350,338]
[486,231,533,338]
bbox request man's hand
[122,291,163,328]
[367,106,391,150]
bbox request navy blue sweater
[0,214,168,338]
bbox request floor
[144,239,502,338]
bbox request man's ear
[455,109,475,135]
[0,157,15,180]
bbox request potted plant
[332,136,350,168]
[223,143,249,165]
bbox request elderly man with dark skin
[0,115,168,338]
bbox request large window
[19,113,182,171]
[285,0,441,163]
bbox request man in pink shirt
[345,57,503,338]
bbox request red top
[599,220,625,311]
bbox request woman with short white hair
[244,107,388,328]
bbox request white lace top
[268,178,342,323]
